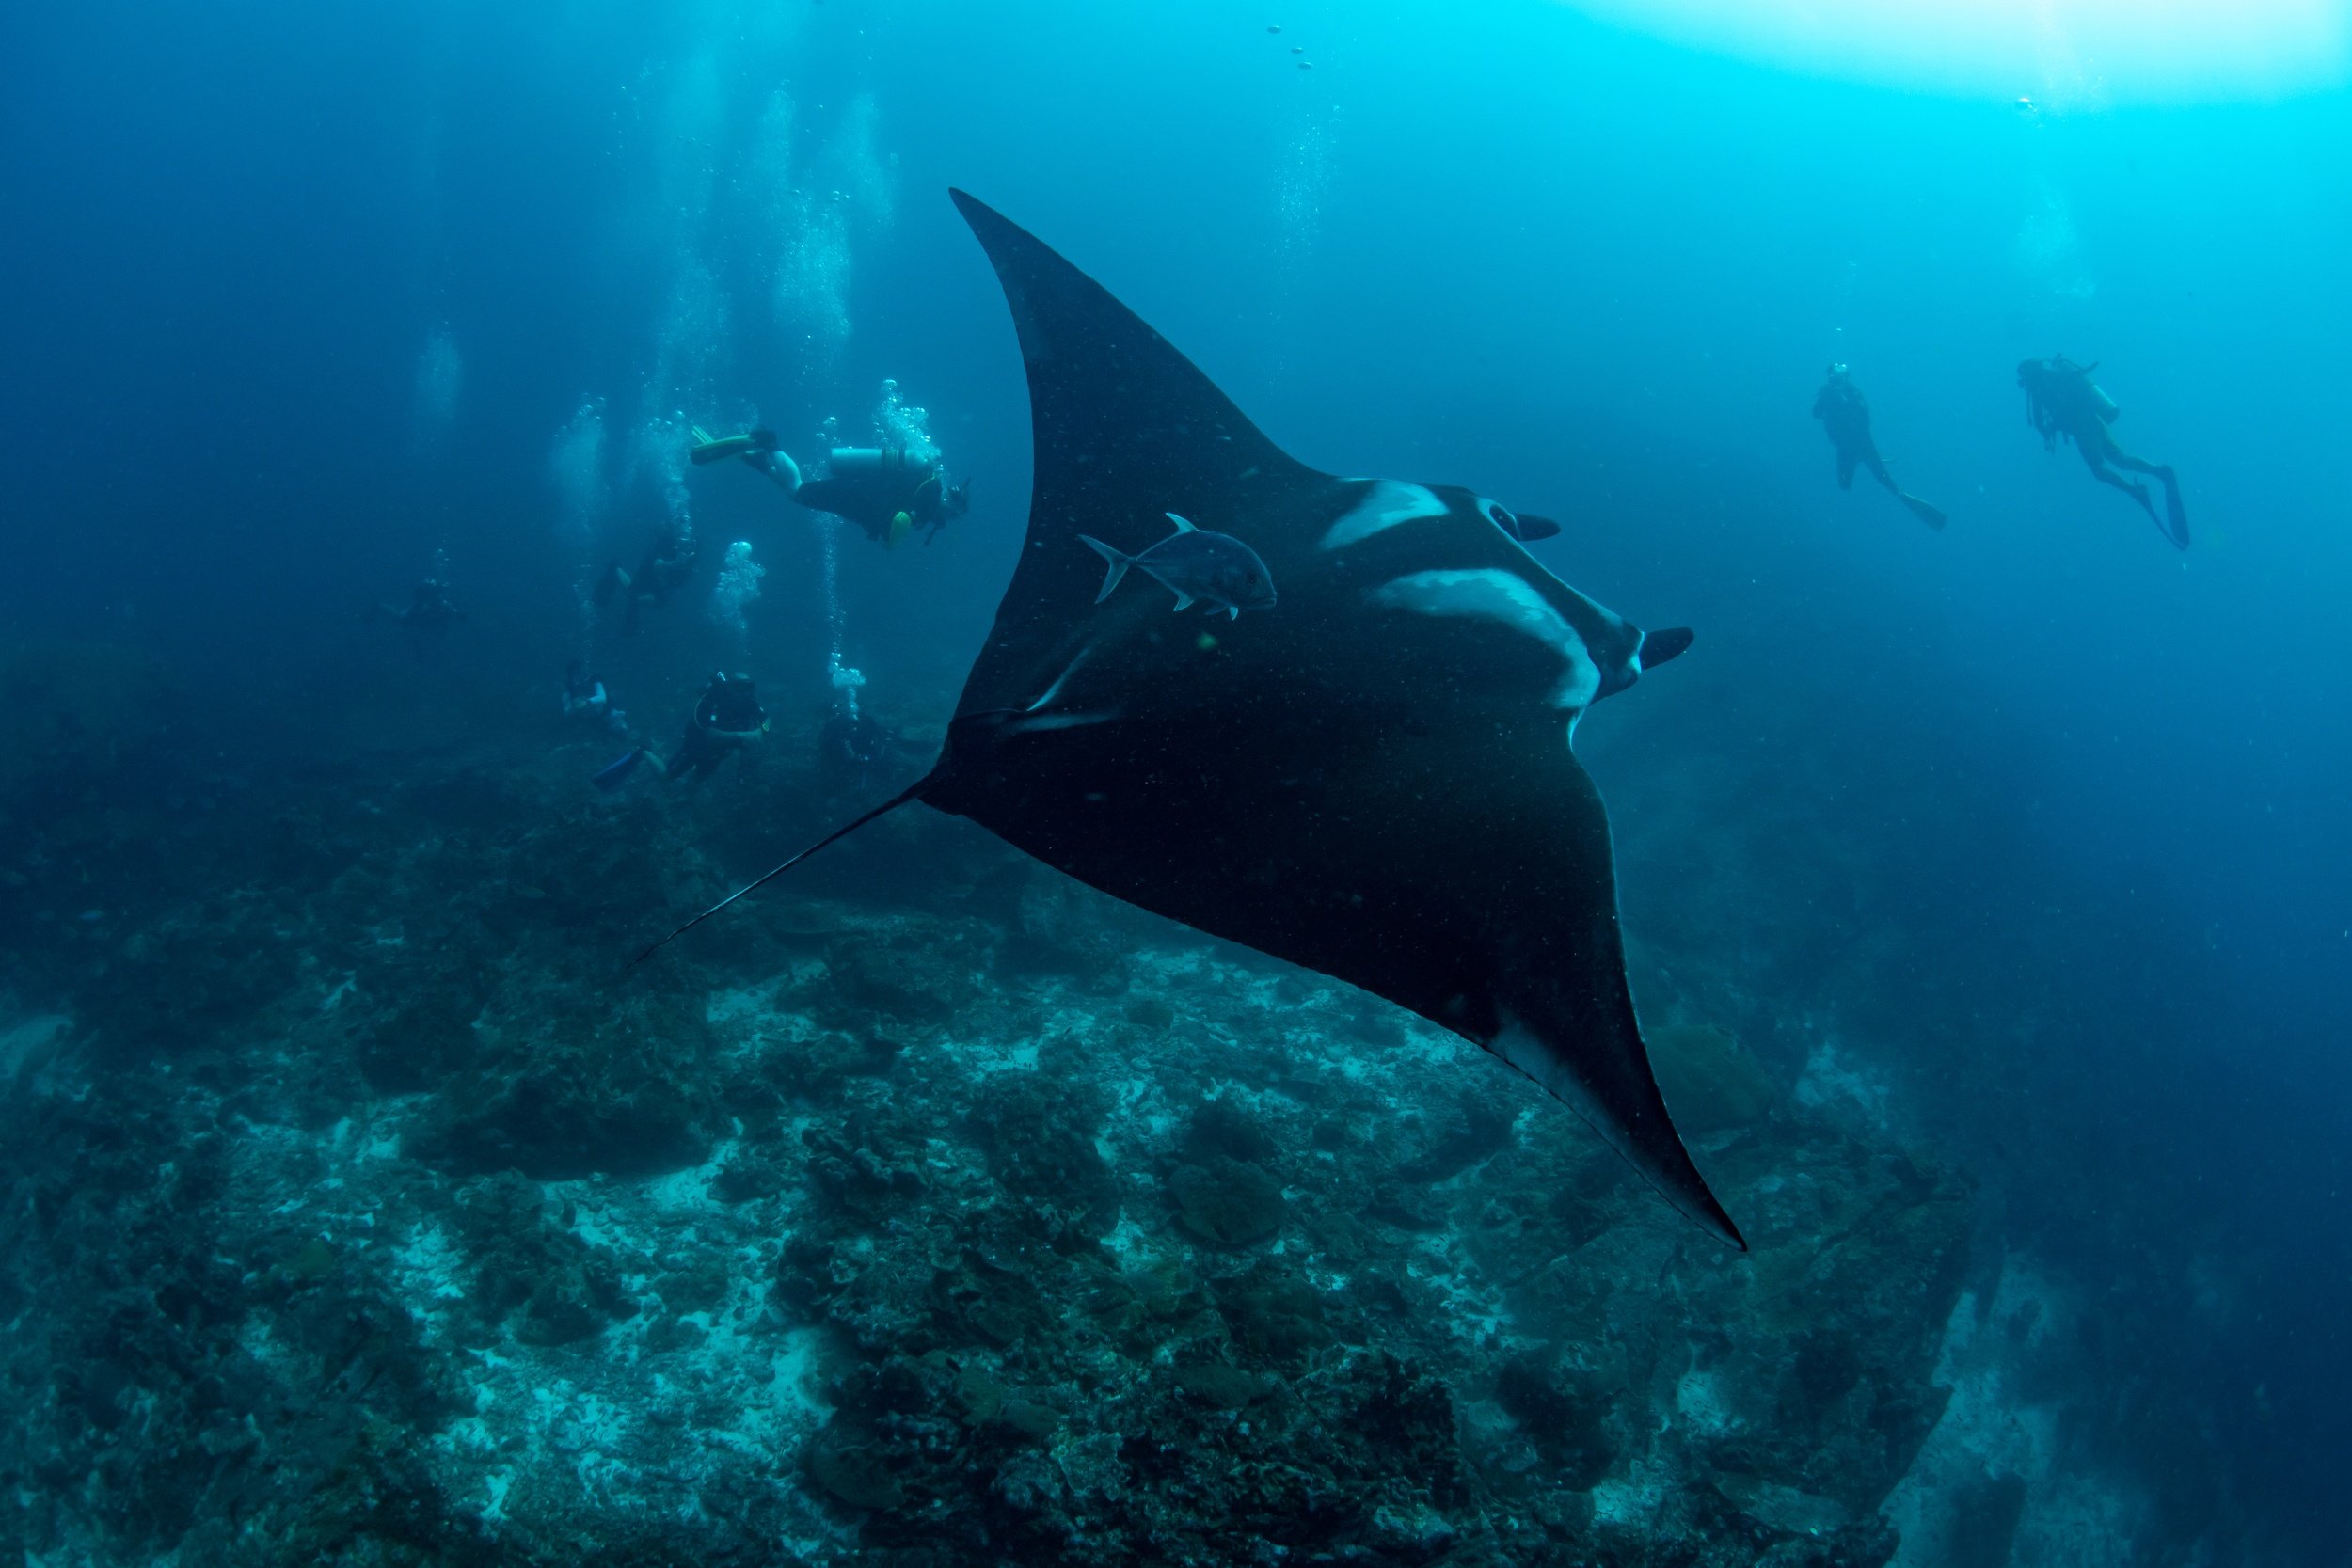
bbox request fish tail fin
[1078,535,1131,603]
[628,774,934,968]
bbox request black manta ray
[646,189,1742,1249]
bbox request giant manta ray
[651,189,1743,1249]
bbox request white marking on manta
[1026,644,1095,712]
[1004,709,1120,736]
[1321,480,1449,550]
[1369,569,1602,711]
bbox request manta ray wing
[932,190,1742,1249]
[948,189,1319,717]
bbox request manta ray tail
[1077,534,1133,603]
[628,776,933,968]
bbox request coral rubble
[0,728,2087,1567]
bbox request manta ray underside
[647,188,1743,1249]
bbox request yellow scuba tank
[888,511,914,549]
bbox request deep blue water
[4,2,2348,1561]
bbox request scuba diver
[562,661,628,739]
[593,671,769,792]
[2016,355,2188,549]
[368,560,464,632]
[692,426,971,548]
[816,703,914,799]
[593,523,700,633]
[1811,364,1947,531]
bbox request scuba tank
[828,447,938,548]
[2053,356,2121,424]
[824,446,896,479]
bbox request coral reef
[0,729,2065,1566]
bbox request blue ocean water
[3,3,2347,1564]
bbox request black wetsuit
[668,674,766,784]
[818,709,900,797]
[795,448,965,546]
[379,580,463,631]
[1812,372,1945,530]
[2019,356,2185,548]
[597,529,699,632]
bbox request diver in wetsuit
[1811,364,1947,531]
[562,661,628,739]
[798,445,970,547]
[665,671,769,784]
[591,671,768,792]
[692,426,971,548]
[370,575,464,632]
[594,523,700,633]
[816,704,912,799]
[2016,356,2188,549]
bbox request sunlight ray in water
[1561,0,2352,103]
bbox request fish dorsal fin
[1165,512,1197,533]
[948,189,1318,715]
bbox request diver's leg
[1861,450,1900,497]
[751,448,803,493]
[1857,447,1945,529]
[1836,450,1859,491]
[2111,449,2189,547]
[2084,451,2159,519]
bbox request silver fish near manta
[637,189,1739,1252]
[1080,514,1276,619]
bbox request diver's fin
[2161,474,2190,550]
[629,776,935,968]
[1166,512,1197,533]
[691,431,758,466]
[592,748,645,793]
[1078,535,1132,603]
[1639,626,1694,670]
[1903,494,1948,531]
